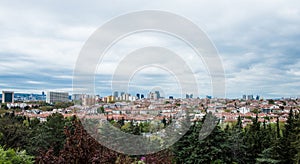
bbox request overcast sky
[0,0,299,99]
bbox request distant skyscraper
[123,93,130,101]
[186,94,193,99]
[113,91,118,98]
[247,95,254,100]
[256,95,260,100]
[148,92,158,100]
[120,92,125,97]
[82,94,96,106]
[242,95,247,100]
[42,91,45,101]
[2,91,14,103]
[155,91,160,99]
[169,96,173,99]
[46,91,69,104]
[72,94,82,101]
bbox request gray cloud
[0,0,299,98]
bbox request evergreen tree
[243,114,262,163]
[0,113,30,151]
[172,119,231,163]
[276,117,281,138]
[227,116,247,163]
[277,109,297,163]
[28,113,66,156]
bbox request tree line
[0,109,299,163]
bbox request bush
[0,146,34,164]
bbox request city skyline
[0,90,291,101]
[0,1,299,98]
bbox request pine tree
[244,114,263,163]
[292,111,300,163]
[277,109,298,163]
[231,118,247,163]
[276,117,281,138]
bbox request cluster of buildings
[94,97,299,127]
[0,91,46,102]
[242,94,260,100]
[0,91,69,104]
[97,91,162,103]
[1,89,300,128]
[147,91,161,100]
[9,95,298,126]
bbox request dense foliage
[0,109,299,163]
[0,146,33,164]
[173,110,300,164]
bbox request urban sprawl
[1,90,299,127]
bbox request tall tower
[113,91,119,98]
[2,91,14,103]
[155,91,160,99]
[42,91,45,101]
[242,95,247,100]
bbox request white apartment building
[46,91,69,104]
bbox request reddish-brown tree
[36,117,173,164]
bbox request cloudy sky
[0,0,299,99]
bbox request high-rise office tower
[113,91,119,98]
[155,91,160,99]
[242,95,247,100]
[2,91,14,103]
